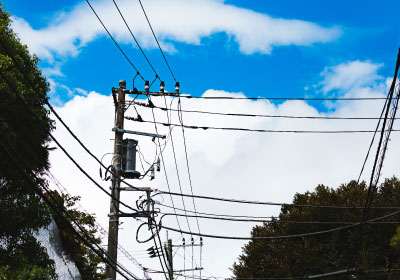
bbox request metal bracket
[112,127,166,139]
[108,212,150,218]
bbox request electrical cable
[138,0,177,81]
[85,0,145,80]
[0,133,137,280]
[144,93,388,101]
[0,69,137,214]
[47,172,150,278]
[126,116,400,133]
[113,0,160,78]
[155,208,400,240]
[347,50,400,274]
[177,98,202,235]
[161,96,193,234]
[153,191,400,209]
[0,35,147,198]
[133,100,399,120]
[148,96,185,236]
[159,212,400,225]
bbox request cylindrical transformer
[121,139,141,179]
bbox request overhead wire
[125,116,400,133]
[85,0,145,80]
[0,66,138,213]
[153,190,400,209]
[155,208,400,240]
[147,96,185,236]
[112,0,160,78]
[0,35,148,202]
[347,50,400,274]
[144,94,388,101]
[177,98,202,235]
[159,212,400,225]
[136,0,199,240]
[47,172,150,278]
[137,0,177,81]
[133,100,398,120]
[0,131,136,280]
[161,96,193,234]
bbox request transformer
[121,139,141,179]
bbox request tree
[0,3,57,279]
[45,191,106,279]
[232,177,400,279]
[0,6,106,279]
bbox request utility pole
[104,79,182,278]
[163,237,203,280]
[106,80,125,279]
[167,239,173,280]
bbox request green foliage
[233,177,400,279]
[46,191,106,279]
[0,4,57,279]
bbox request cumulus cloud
[12,0,341,62]
[320,60,383,94]
[48,60,399,278]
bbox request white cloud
[11,0,341,62]
[320,60,383,94]
[48,61,399,279]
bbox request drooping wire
[0,35,146,195]
[153,190,400,209]
[0,133,137,280]
[143,93,388,101]
[133,100,398,120]
[138,0,177,81]
[113,0,160,78]
[0,69,137,213]
[347,50,400,273]
[159,212,400,224]
[48,171,150,278]
[177,98,201,235]
[85,0,145,80]
[161,96,193,234]
[147,95,185,236]
[126,116,400,133]
[156,208,400,240]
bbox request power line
[177,98,201,234]
[143,93,388,101]
[125,116,400,133]
[0,33,147,203]
[138,0,177,81]
[132,100,399,120]
[159,212,400,225]
[85,0,145,80]
[112,0,160,78]
[0,68,137,213]
[160,96,193,234]
[47,172,150,279]
[148,97,185,236]
[154,191,400,209]
[347,49,400,274]
[0,131,137,280]
[156,209,400,240]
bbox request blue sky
[4,0,400,107]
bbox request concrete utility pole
[167,239,173,280]
[106,80,126,279]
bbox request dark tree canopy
[46,191,106,279]
[0,5,106,279]
[0,3,56,279]
[233,177,400,279]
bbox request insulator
[160,81,165,93]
